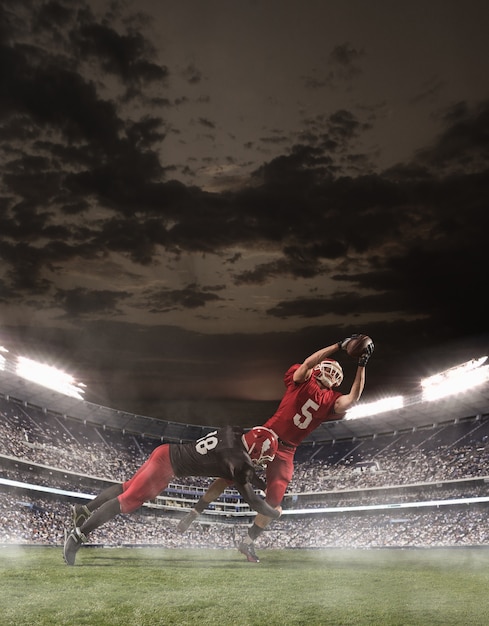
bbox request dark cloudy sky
[1,0,489,422]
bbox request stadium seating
[1,393,489,548]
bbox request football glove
[252,474,267,491]
[338,334,361,350]
[358,341,374,367]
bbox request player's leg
[64,483,124,564]
[71,503,91,528]
[64,445,173,565]
[64,497,122,566]
[237,507,283,563]
[81,445,172,533]
[64,484,124,565]
[177,477,231,533]
[238,449,293,562]
[87,484,124,512]
[69,484,123,531]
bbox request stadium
[2,343,489,625]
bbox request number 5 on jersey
[293,398,319,429]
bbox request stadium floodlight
[15,356,86,400]
[421,356,489,402]
[345,395,405,420]
[0,346,8,371]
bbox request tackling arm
[234,480,281,519]
[176,477,230,533]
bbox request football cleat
[71,504,91,530]
[238,541,260,563]
[63,528,87,566]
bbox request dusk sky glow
[1,0,489,425]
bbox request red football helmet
[313,359,344,388]
[242,427,278,466]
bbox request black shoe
[71,504,91,530]
[63,528,86,566]
[176,510,199,534]
[238,541,260,563]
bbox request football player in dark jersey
[63,425,278,565]
[177,335,374,562]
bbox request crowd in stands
[2,394,489,549]
[2,491,489,550]
[288,443,489,492]
[0,399,150,481]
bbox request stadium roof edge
[1,368,489,443]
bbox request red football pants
[221,444,295,509]
[118,444,174,514]
[264,445,295,508]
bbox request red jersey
[263,364,343,446]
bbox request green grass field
[1,545,489,625]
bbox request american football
[346,334,373,358]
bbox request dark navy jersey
[169,425,254,484]
[169,425,274,516]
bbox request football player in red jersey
[63,425,278,565]
[177,335,374,562]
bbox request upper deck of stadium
[2,355,489,443]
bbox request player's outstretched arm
[176,477,229,533]
[293,341,342,383]
[334,341,374,414]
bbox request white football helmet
[313,359,344,388]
